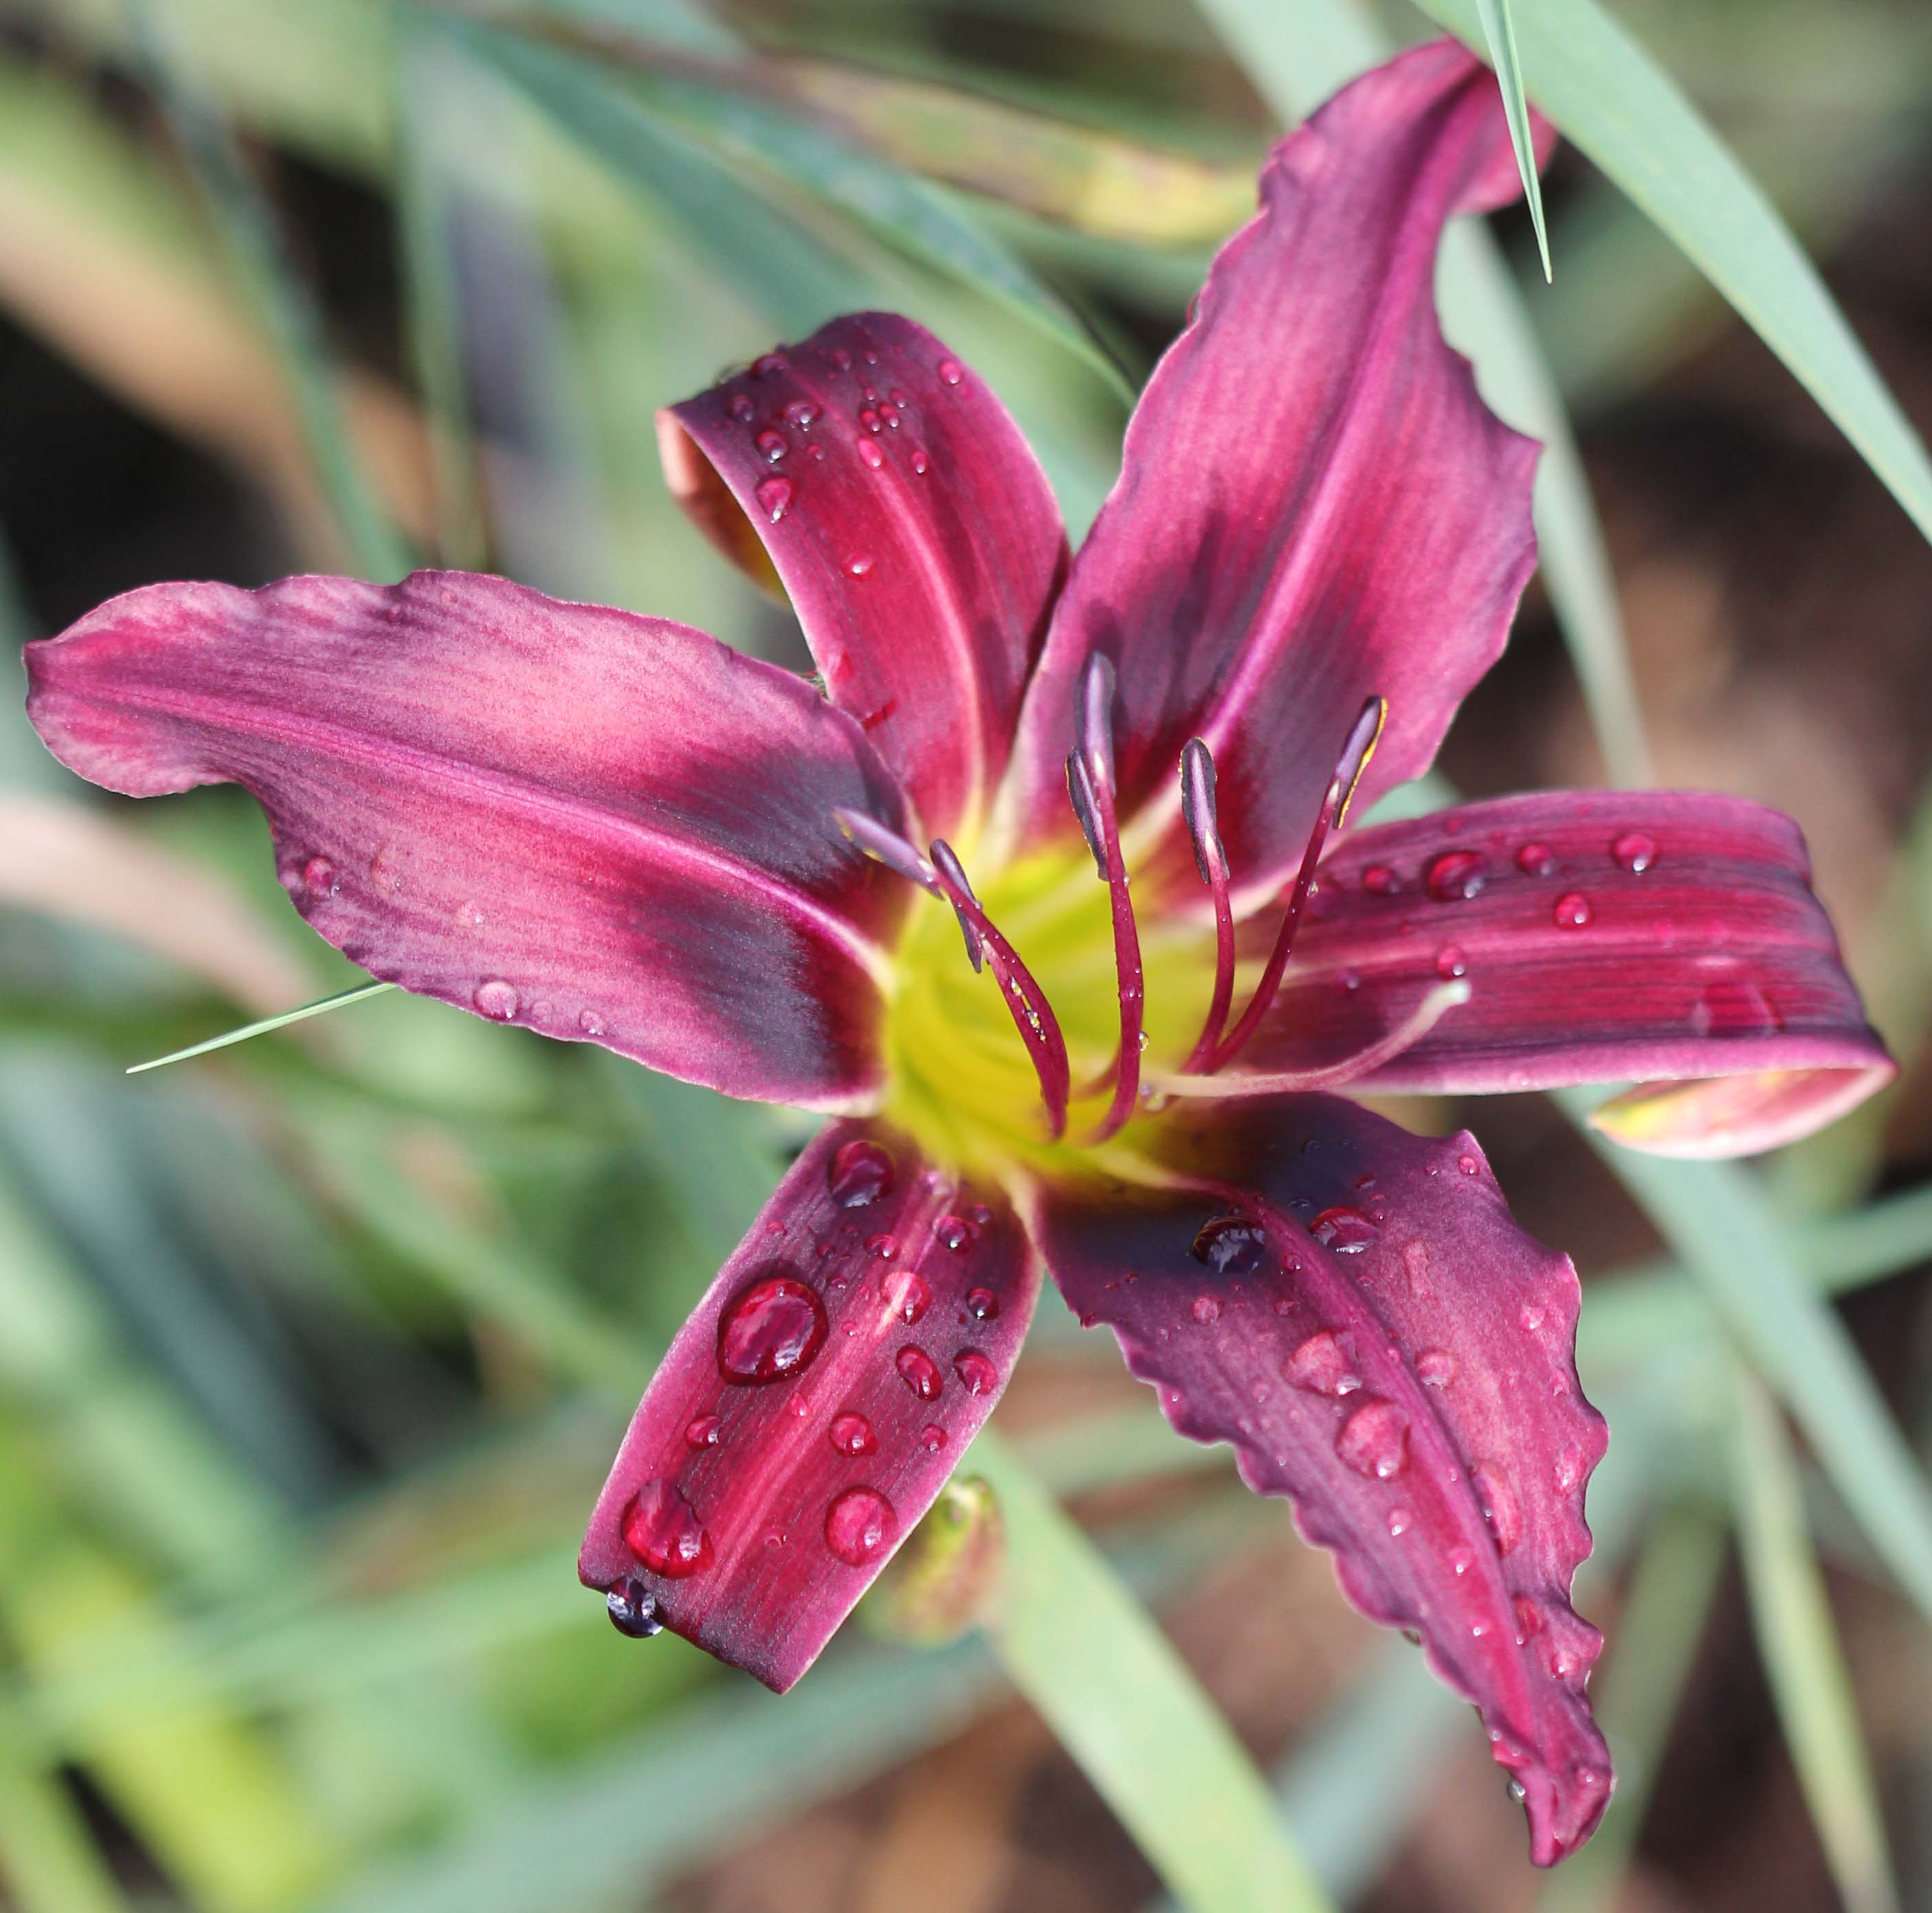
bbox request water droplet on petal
[896,1345,942,1400]
[1435,944,1468,980]
[1190,1294,1221,1325]
[1611,831,1656,873]
[606,1576,663,1637]
[829,1139,895,1207]
[1553,891,1592,928]
[1191,1214,1269,1277]
[845,552,875,579]
[1426,849,1489,902]
[1519,1301,1547,1332]
[1555,1441,1586,1493]
[1514,1597,1546,1643]
[856,438,885,470]
[782,399,818,429]
[937,357,963,385]
[1458,1154,1481,1177]
[909,447,930,475]
[866,1233,898,1260]
[885,1269,930,1323]
[1309,1206,1379,1253]
[954,1349,998,1396]
[1515,841,1556,877]
[302,855,338,896]
[857,406,881,434]
[1450,1543,1476,1577]
[717,1275,828,1384]
[1362,863,1399,895]
[754,476,794,522]
[623,1478,712,1577]
[753,352,789,378]
[1401,1238,1434,1295]
[1284,1328,1362,1397]
[1336,1400,1410,1479]
[577,1008,606,1037]
[1417,1347,1458,1389]
[684,1413,721,1449]
[728,392,755,423]
[1387,1506,1412,1537]
[755,429,787,463]
[933,1213,975,1252]
[1472,1462,1523,1554]
[830,347,853,371]
[474,978,519,1020]
[830,1410,876,1456]
[825,1486,896,1566]
[966,1287,999,1320]
[919,1423,947,1452]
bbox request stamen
[1208,695,1386,1073]
[929,840,1071,1139]
[835,806,981,969]
[1147,978,1469,1098]
[1177,739,1236,1073]
[1069,653,1146,1144]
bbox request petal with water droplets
[1232,791,1892,1156]
[662,313,1068,842]
[1023,1092,1611,1866]
[579,1120,1038,1691]
[1003,41,1548,899]
[24,571,911,1110]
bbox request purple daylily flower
[22,43,1891,1866]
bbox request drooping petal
[25,571,912,1110]
[1001,41,1548,901]
[1230,792,1894,1157]
[1023,1093,1611,1866]
[661,314,1069,844]
[580,1119,1038,1690]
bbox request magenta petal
[662,314,1069,842]
[1003,41,1546,898]
[1025,1093,1611,1866]
[1237,790,1894,1156]
[579,1119,1038,1690]
[25,571,913,1110]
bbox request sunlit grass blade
[970,1431,1335,1913]
[1193,0,1650,784]
[1727,1362,1900,1913]
[1413,0,1932,546]
[0,1692,133,1913]
[1559,1088,1932,1634]
[126,981,395,1075]
[1473,0,1550,281]
[1536,1506,1726,1913]
[126,0,411,580]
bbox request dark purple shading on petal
[1001,41,1549,902]
[1236,791,1894,1156]
[662,314,1069,843]
[25,571,913,1110]
[1024,1093,1611,1866]
[579,1119,1039,1691]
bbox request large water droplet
[606,1576,663,1637]
[828,1138,895,1207]
[896,1345,942,1400]
[1336,1400,1410,1479]
[845,552,875,579]
[884,1269,930,1323]
[1472,1462,1523,1554]
[1283,1328,1362,1397]
[966,1286,999,1321]
[755,429,786,463]
[1362,863,1399,896]
[622,1479,712,1577]
[866,1233,899,1261]
[717,1274,828,1384]
[1309,1205,1379,1253]
[937,357,964,385]
[1435,944,1468,980]
[1426,849,1489,902]
[1515,841,1556,877]
[1610,831,1657,873]
[684,1413,721,1449]
[754,476,793,522]
[953,1349,998,1396]
[1191,1213,1268,1277]
[752,352,789,378]
[856,438,885,470]
[577,1007,606,1038]
[1416,1347,1458,1389]
[909,447,931,476]
[474,978,519,1020]
[1513,1596,1546,1644]
[1190,1294,1221,1325]
[1553,891,1592,929]
[825,1486,896,1566]
[783,399,819,429]
[1387,1506,1412,1537]
[918,1423,947,1452]
[302,855,338,896]
[933,1213,975,1252]
[829,1410,876,1457]
[728,392,755,423]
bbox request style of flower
[22,43,1891,1866]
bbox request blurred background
[0,1,1929,1909]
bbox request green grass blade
[1728,1362,1900,1913]
[1414,0,1932,546]
[1472,0,1551,280]
[1192,0,1650,784]
[126,981,395,1075]
[0,1694,133,1913]
[127,0,412,579]
[1559,1089,1932,1634]
[1536,1506,1727,1913]
[970,1431,1335,1913]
